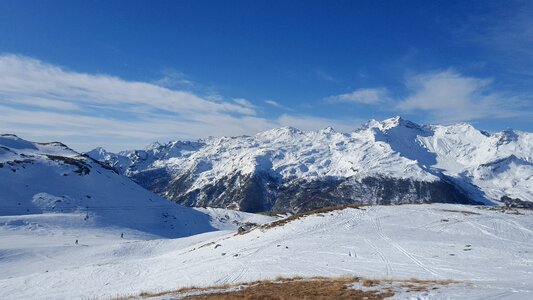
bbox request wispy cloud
[264,99,293,111]
[153,69,196,89]
[314,69,338,82]
[264,99,282,108]
[396,69,530,122]
[325,88,388,105]
[233,98,256,111]
[0,54,359,151]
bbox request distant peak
[319,126,336,134]
[146,141,163,150]
[363,116,421,131]
[383,116,419,127]
[93,146,106,152]
[440,122,487,135]
[255,126,304,141]
[389,115,403,122]
[0,134,38,150]
[494,128,519,145]
[263,126,302,135]
[86,147,109,154]
[279,126,302,133]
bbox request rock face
[87,117,533,213]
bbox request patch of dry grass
[184,276,391,300]
[123,276,458,300]
[133,283,234,299]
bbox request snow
[2,128,532,299]
[1,204,531,299]
[88,117,533,204]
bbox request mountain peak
[363,116,421,131]
[319,126,336,134]
[0,134,38,150]
[257,126,303,140]
[494,128,519,145]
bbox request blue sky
[0,0,532,151]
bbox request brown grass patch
[134,283,233,299]
[122,276,458,300]
[361,279,380,287]
[184,277,391,300]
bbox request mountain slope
[0,134,272,238]
[87,117,533,212]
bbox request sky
[0,0,532,151]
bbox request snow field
[1,204,531,299]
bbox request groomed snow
[1,204,531,299]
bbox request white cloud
[0,54,256,116]
[233,98,256,110]
[264,99,282,107]
[326,88,388,104]
[153,69,196,89]
[396,69,529,122]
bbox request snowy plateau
[0,116,532,299]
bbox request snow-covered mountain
[87,117,533,213]
[0,134,271,238]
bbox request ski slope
[1,204,531,299]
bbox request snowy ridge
[88,117,533,210]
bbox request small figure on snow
[75,239,78,245]
[120,233,124,238]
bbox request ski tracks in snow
[363,237,393,276]
[370,207,441,278]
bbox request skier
[120,233,124,238]
[75,239,78,245]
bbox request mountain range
[86,116,533,213]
